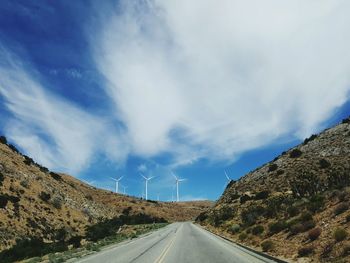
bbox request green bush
[0,136,7,144]
[345,214,350,223]
[254,191,269,200]
[303,134,317,145]
[334,202,349,215]
[228,224,240,234]
[0,237,67,263]
[269,220,287,234]
[289,149,302,158]
[39,191,51,202]
[52,196,63,209]
[319,159,331,169]
[342,244,350,256]
[299,212,313,222]
[241,205,265,226]
[0,172,4,186]
[252,225,264,235]
[287,206,299,217]
[238,232,248,241]
[307,195,325,213]
[268,164,278,172]
[298,246,314,257]
[261,240,274,252]
[334,228,348,242]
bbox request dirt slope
[0,138,212,251]
[197,117,350,262]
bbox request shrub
[241,205,265,226]
[276,169,284,175]
[8,144,19,153]
[50,172,62,181]
[303,220,316,231]
[0,172,4,187]
[240,194,252,204]
[336,190,348,202]
[290,223,304,235]
[269,220,287,234]
[308,228,321,241]
[252,225,264,235]
[254,191,269,200]
[261,240,274,252]
[39,192,51,202]
[238,232,248,241]
[23,156,34,166]
[319,159,331,169]
[287,206,299,217]
[299,212,313,222]
[342,244,350,256]
[289,149,302,158]
[346,214,350,223]
[298,246,314,257]
[303,134,317,145]
[228,224,240,234]
[52,196,63,209]
[307,195,325,213]
[342,117,350,124]
[334,228,348,242]
[0,136,7,144]
[20,180,29,189]
[268,164,278,172]
[334,203,349,215]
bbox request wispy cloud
[93,0,350,166]
[0,48,129,174]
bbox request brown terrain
[197,117,350,262]
[0,137,212,253]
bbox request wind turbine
[141,174,155,200]
[225,170,231,185]
[172,172,186,202]
[122,185,128,195]
[110,176,123,193]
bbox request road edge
[194,223,290,263]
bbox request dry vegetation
[197,117,350,262]
[0,137,212,259]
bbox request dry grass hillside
[197,117,350,262]
[0,137,212,253]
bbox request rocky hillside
[197,117,350,262]
[0,137,212,252]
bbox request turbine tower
[141,174,155,200]
[172,173,186,202]
[110,176,123,193]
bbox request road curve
[75,222,281,263]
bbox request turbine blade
[225,171,230,180]
[110,177,117,181]
[117,176,124,181]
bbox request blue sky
[1,0,350,201]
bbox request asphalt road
[76,222,280,263]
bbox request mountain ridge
[197,116,350,262]
[0,137,212,252]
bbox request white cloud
[94,0,350,165]
[0,48,128,174]
[137,163,147,172]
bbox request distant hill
[0,137,212,252]
[197,117,350,262]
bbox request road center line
[155,224,181,263]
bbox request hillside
[197,117,350,262]
[0,137,212,253]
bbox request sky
[0,0,350,201]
